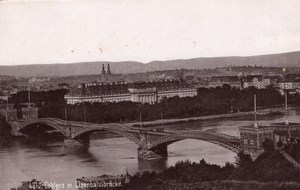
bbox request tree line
[9,89,68,107]
[7,85,290,123]
[40,85,285,123]
[125,148,300,190]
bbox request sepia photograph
[0,0,300,189]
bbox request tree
[234,151,253,168]
[262,138,275,152]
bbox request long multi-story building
[65,79,197,104]
[208,76,242,89]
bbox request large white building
[279,74,300,90]
[241,75,271,89]
[65,79,198,104]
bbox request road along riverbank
[129,107,285,128]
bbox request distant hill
[1,51,300,77]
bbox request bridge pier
[64,136,90,146]
[10,130,26,137]
[64,138,84,146]
[138,145,168,160]
[9,122,25,137]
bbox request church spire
[254,94,258,128]
[107,63,111,75]
[102,64,106,75]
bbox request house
[208,76,242,89]
[279,74,300,90]
[241,75,270,89]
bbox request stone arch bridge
[10,118,241,160]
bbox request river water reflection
[1,110,299,189]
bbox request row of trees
[0,114,11,138]
[125,149,300,190]
[290,93,300,106]
[8,85,300,124]
[9,89,68,107]
[36,86,284,123]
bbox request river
[1,109,299,189]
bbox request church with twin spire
[101,63,111,81]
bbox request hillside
[1,51,300,77]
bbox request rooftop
[271,122,300,128]
[209,76,240,83]
[241,75,263,82]
[239,123,273,130]
[69,79,195,96]
[284,74,300,82]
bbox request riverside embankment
[130,107,284,128]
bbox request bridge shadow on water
[4,129,101,164]
[63,145,99,163]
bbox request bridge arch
[148,132,241,153]
[72,126,142,147]
[15,118,242,154]
[17,118,68,137]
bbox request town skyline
[1,1,300,189]
[0,50,299,77]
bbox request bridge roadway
[10,117,241,160]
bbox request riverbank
[131,107,284,128]
[125,151,300,190]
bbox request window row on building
[65,79,198,104]
[243,139,255,145]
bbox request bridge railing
[280,151,300,169]
[148,131,241,152]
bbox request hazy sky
[1,0,300,66]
